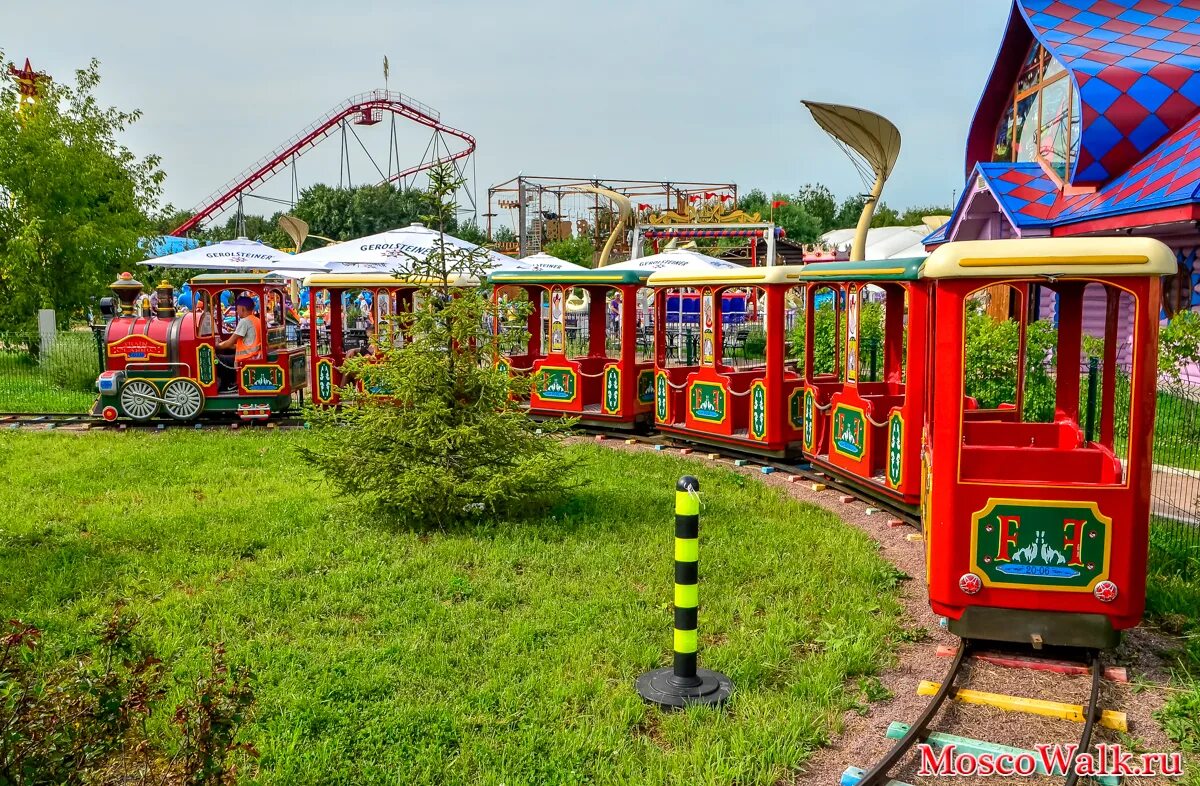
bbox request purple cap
[235,296,255,310]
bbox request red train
[492,237,1173,650]
[94,237,1172,650]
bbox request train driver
[215,296,261,391]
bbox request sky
[6,0,1012,230]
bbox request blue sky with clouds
[7,1,1012,225]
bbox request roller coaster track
[170,90,476,237]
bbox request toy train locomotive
[94,237,1171,650]
[94,272,306,421]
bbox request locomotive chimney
[108,272,144,317]
[155,280,176,319]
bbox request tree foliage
[300,165,575,529]
[0,55,163,330]
[543,235,595,268]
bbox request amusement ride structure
[169,90,476,237]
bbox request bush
[301,165,577,529]
[42,330,99,392]
[1161,309,1200,381]
[788,299,883,378]
[962,305,1058,418]
[0,610,256,785]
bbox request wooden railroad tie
[760,466,775,474]
[624,438,638,445]
[594,434,606,441]
[887,519,907,528]
[883,722,1121,786]
[733,459,750,467]
[839,494,856,504]
[917,680,1127,732]
[933,644,1128,682]
[679,448,693,455]
[810,483,827,492]
[707,452,721,460]
[904,533,923,543]
[654,444,666,451]
[787,475,802,483]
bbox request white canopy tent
[513,252,588,272]
[293,222,518,273]
[141,237,329,272]
[603,248,742,273]
[818,226,929,260]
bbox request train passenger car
[922,238,1174,649]
[791,257,929,508]
[95,272,305,421]
[487,268,655,430]
[646,266,803,457]
[304,273,426,406]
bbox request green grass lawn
[0,432,903,785]
[1147,523,1200,782]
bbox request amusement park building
[927,0,1200,318]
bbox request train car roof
[190,272,295,286]
[920,238,1177,279]
[302,272,478,288]
[645,265,793,287]
[488,269,648,286]
[783,257,925,282]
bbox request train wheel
[118,379,160,421]
[162,379,204,420]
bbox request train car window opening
[659,287,702,370]
[963,283,1028,421]
[806,284,844,380]
[958,280,1130,486]
[1080,282,1135,465]
[193,291,214,337]
[603,289,623,359]
[723,287,769,372]
[636,287,655,364]
[496,286,533,357]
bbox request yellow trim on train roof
[787,266,909,278]
[645,265,796,287]
[921,238,1177,279]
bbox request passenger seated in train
[215,296,260,391]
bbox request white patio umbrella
[604,249,742,272]
[511,252,589,272]
[142,237,328,271]
[292,222,516,273]
[609,250,744,355]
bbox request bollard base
[636,667,732,709]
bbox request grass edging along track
[0,431,903,786]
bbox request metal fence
[0,330,103,413]
[1142,377,1200,554]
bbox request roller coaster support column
[636,476,732,709]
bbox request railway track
[0,412,307,430]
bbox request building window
[992,42,1080,181]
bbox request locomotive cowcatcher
[94,272,306,422]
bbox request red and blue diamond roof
[933,0,1200,243]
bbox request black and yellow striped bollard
[636,475,732,709]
